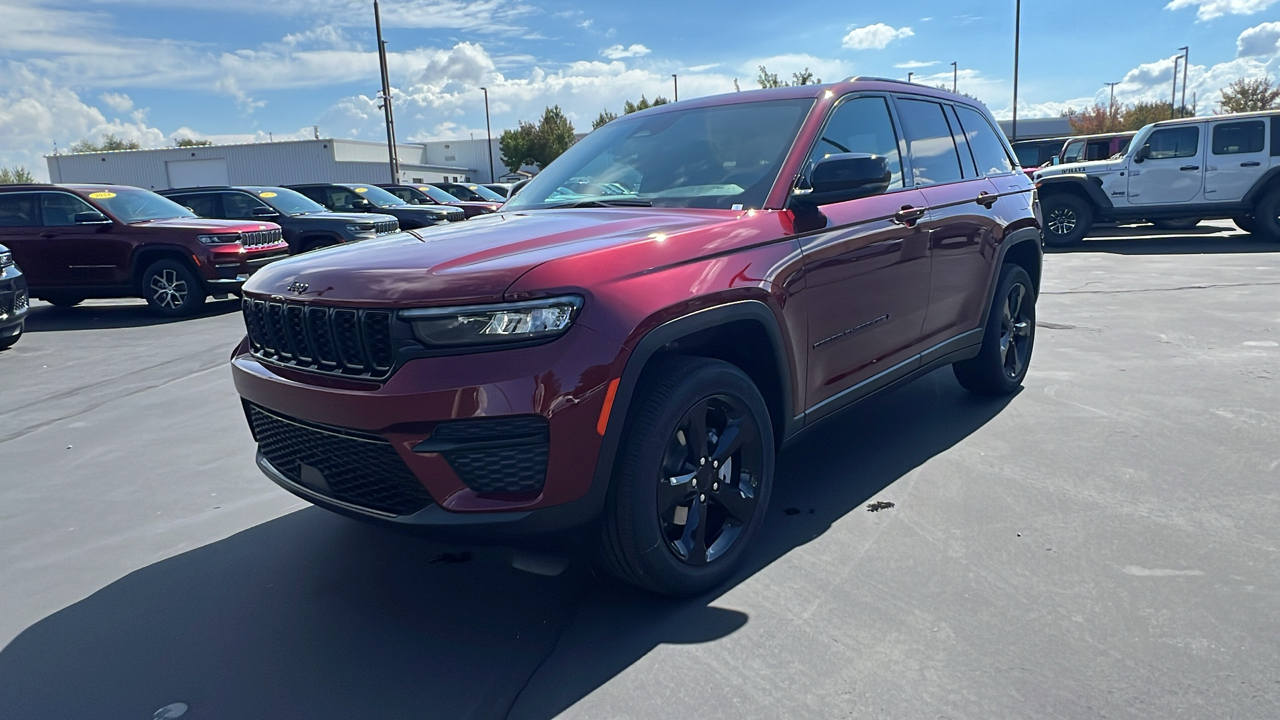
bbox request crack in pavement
[1042,280,1280,296]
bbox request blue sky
[3,0,1280,179]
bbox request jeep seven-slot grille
[375,219,399,235]
[246,403,432,516]
[242,297,396,378]
[241,228,284,247]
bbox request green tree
[1218,77,1280,114]
[498,121,539,172]
[591,109,619,130]
[1065,103,1122,134]
[497,105,578,171]
[70,133,141,153]
[791,68,821,86]
[756,65,822,89]
[175,137,213,147]
[0,166,36,184]
[622,95,669,114]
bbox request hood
[451,201,502,211]
[135,218,278,232]
[243,207,734,306]
[1035,158,1123,180]
[300,211,398,223]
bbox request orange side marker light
[596,378,620,436]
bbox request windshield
[348,185,409,208]
[504,98,814,211]
[250,187,327,215]
[453,184,504,202]
[88,187,196,223]
[1013,144,1045,167]
[417,185,462,203]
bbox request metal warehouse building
[45,137,506,190]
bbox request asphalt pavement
[1,221,1278,719]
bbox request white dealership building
[45,137,509,190]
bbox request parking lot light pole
[481,87,494,182]
[374,0,399,183]
[951,61,958,92]
[907,71,913,83]
[1179,46,1189,116]
[1011,0,1020,142]
[1105,81,1120,130]
[1170,54,1181,120]
[672,74,678,102]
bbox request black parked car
[160,186,401,254]
[0,243,29,350]
[431,182,507,204]
[286,183,463,230]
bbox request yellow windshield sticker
[259,191,278,198]
[354,187,368,193]
[88,191,116,199]
[418,187,430,191]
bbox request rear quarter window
[955,105,1015,176]
[1212,120,1265,155]
[0,194,38,227]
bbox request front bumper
[232,323,623,535]
[203,244,290,291]
[0,270,29,332]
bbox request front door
[1204,118,1270,202]
[38,192,132,287]
[797,94,932,414]
[1128,124,1205,204]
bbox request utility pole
[951,61,958,92]
[1104,81,1120,130]
[907,71,913,83]
[1179,46,1189,117]
[1011,0,1021,142]
[481,86,494,182]
[1170,55,1181,120]
[374,0,399,183]
[672,74,678,102]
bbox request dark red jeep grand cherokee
[234,79,1041,595]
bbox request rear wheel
[142,259,206,317]
[1041,194,1092,247]
[599,357,774,597]
[1253,187,1280,242]
[1152,218,1200,231]
[953,264,1036,396]
[1233,216,1255,234]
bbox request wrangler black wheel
[600,357,773,596]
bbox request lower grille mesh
[432,416,550,496]
[247,403,432,515]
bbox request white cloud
[686,63,720,72]
[600,44,651,59]
[894,60,938,69]
[99,92,134,112]
[1238,21,1280,57]
[741,54,852,85]
[841,23,914,51]
[1165,0,1279,20]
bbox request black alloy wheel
[600,356,774,596]
[1041,194,1092,247]
[657,394,765,566]
[45,294,85,308]
[953,264,1036,396]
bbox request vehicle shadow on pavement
[0,370,1010,720]
[22,298,240,333]
[1051,232,1279,256]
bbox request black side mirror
[795,153,892,206]
[1133,145,1150,164]
[251,206,279,217]
[73,211,110,224]
[351,198,373,210]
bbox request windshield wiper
[543,198,653,209]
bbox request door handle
[976,191,998,208]
[39,232,57,239]
[893,205,925,227]
[1179,165,1199,171]
[1241,161,1261,167]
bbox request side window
[1144,126,1199,159]
[0,194,39,227]
[1086,141,1110,161]
[945,106,978,178]
[326,188,357,210]
[1062,140,1085,163]
[389,188,414,203]
[895,98,964,186]
[808,96,905,190]
[954,105,1016,176]
[1272,117,1279,157]
[172,193,220,217]
[40,193,97,226]
[223,192,268,219]
[1211,121,1265,155]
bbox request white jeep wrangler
[1034,110,1280,246]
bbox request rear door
[795,94,931,414]
[0,192,59,287]
[1127,124,1205,204]
[1204,117,1269,202]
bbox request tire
[1152,218,1200,231]
[1253,186,1280,242]
[953,264,1036,396]
[141,259,206,317]
[0,323,20,350]
[598,356,774,597]
[1041,194,1093,247]
[44,295,85,308]
[1233,216,1255,234]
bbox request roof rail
[844,75,918,86]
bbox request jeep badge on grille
[287,282,309,293]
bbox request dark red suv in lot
[233,79,1041,595]
[0,184,288,315]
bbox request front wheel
[1253,187,1280,242]
[44,294,85,308]
[953,264,1036,396]
[142,259,206,317]
[1041,194,1093,247]
[599,357,774,597]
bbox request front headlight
[346,224,376,234]
[0,251,12,269]
[197,234,240,245]
[401,296,583,347]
